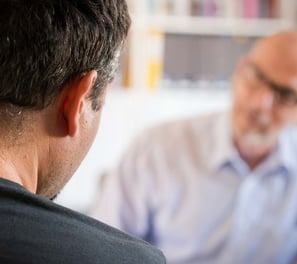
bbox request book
[203,0,218,17]
[243,0,259,18]
[146,28,165,90]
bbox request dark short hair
[0,0,130,110]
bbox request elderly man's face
[232,38,297,156]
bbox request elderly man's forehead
[250,32,297,59]
[241,32,297,93]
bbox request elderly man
[92,31,297,263]
[0,0,166,263]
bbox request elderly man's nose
[251,84,275,111]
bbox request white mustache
[256,114,271,126]
[248,109,272,127]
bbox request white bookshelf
[126,0,297,90]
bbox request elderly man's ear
[62,70,98,137]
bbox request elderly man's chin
[237,131,278,158]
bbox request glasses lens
[242,62,297,107]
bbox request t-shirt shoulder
[0,178,166,263]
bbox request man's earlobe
[62,70,98,137]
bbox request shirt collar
[276,126,297,173]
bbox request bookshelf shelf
[132,15,294,37]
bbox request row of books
[147,0,280,19]
[117,34,257,90]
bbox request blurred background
[56,0,297,213]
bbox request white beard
[242,131,277,147]
[238,131,278,158]
[238,111,277,150]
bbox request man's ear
[62,70,98,137]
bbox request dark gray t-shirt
[0,178,166,264]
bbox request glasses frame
[242,61,297,107]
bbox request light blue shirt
[91,112,297,264]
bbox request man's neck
[0,147,38,194]
[240,152,269,170]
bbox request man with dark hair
[0,0,165,263]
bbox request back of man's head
[0,0,130,112]
[0,0,131,198]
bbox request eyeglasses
[240,61,297,107]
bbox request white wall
[55,88,232,213]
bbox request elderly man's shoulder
[137,111,229,146]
